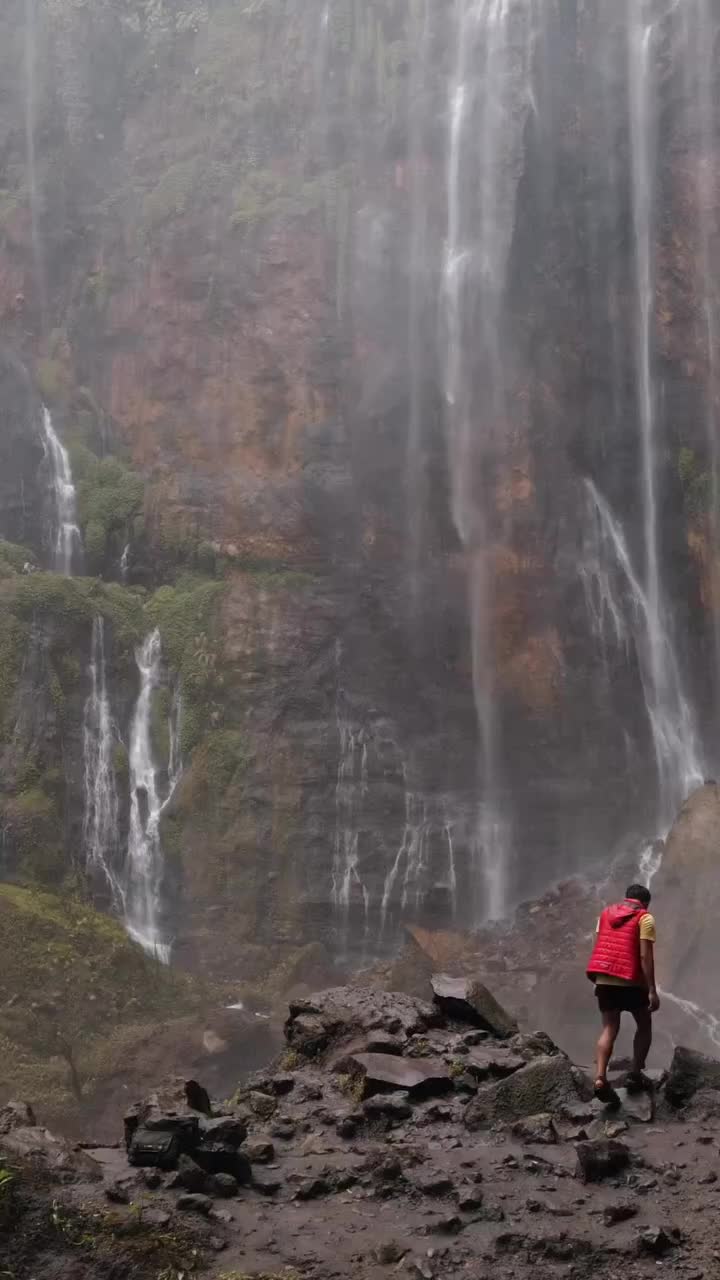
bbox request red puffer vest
[587,899,648,985]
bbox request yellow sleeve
[640,913,656,943]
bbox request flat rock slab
[1,1127,103,1184]
[349,1053,452,1099]
[430,974,518,1038]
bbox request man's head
[625,883,651,907]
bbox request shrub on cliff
[75,452,144,575]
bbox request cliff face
[0,1,719,987]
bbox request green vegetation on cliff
[147,576,226,754]
[72,448,145,572]
[0,884,200,1111]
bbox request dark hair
[626,883,651,907]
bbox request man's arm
[640,939,660,1012]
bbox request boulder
[347,1053,451,1099]
[165,1155,208,1193]
[1,1126,102,1184]
[430,975,518,1038]
[270,1118,296,1140]
[508,1032,560,1060]
[414,1171,454,1197]
[240,1138,275,1164]
[194,1141,252,1184]
[200,1116,247,1146]
[285,987,438,1058]
[105,1179,132,1204]
[246,1091,278,1120]
[574,1139,630,1182]
[638,1227,676,1256]
[208,1172,239,1198]
[463,1046,525,1082]
[0,1101,36,1134]
[665,1045,720,1107]
[465,1055,589,1129]
[511,1113,558,1145]
[362,1093,413,1123]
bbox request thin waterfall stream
[39,406,81,576]
[124,629,181,964]
[83,616,122,903]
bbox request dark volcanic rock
[362,1093,413,1122]
[177,1193,213,1216]
[574,1139,631,1182]
[511,1113,558,1145]
[165,1155,208,1193]
[638,1227,676,1256]
[194,1142,252,1184]
[665,1045,720,1107]
[246,1091,278,1120]
[240,1138,275,1164]
[285,988,438,1058]
[105,1179,132,1204]
[430,974,518,1037]
[465,1055,589,1129]
[1,1124,102,1183]
[414,1170,454,1196]
[349,1053,451,1099]
[463,1046,525,1082]
[270,1118,297,1140]
[0,1100,36,1134]
[208,1172,239,1198]
[201,1116,248,1146]
[602,1200,638,1225]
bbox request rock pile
[5,979,720,1278]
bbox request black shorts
[595,984,649,1014]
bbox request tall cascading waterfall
[580,6,704,855]
[83,616,122,902]
[23,0,46,324]
[124,630,181,964]
[39,406,81,576]
[582,481,702,844]
[442,0,537,918]
[680,0,720,748]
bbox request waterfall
[680,0,720,738]
[124,630,180,964]
[629,14,664,744]
[83,617,122,903]
[120,543,130,582]
[583,480,703,826]
[24,0,46,322]
[40,407,81,576]
[442,0,537,919]
[331,718,370,931]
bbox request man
[586,883,659,1101]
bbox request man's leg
[595,1009,621,1086]
[631,1007,652,1076]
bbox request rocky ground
[4,979,720,1280]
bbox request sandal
[594,1078,620,1106]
